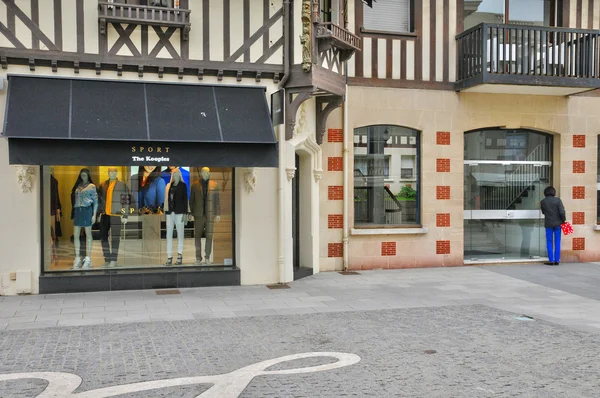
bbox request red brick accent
[381,242,396,256]
[573,186,585,200]
[328,128,343,143]
[573,237,585,251]
[436,186,451,200]
[573,135,586,148]
[436,241,451,255]
[328,186,343,200]
[327,157,343,171]
[436,131,451,145]
[573,160,586,174]
[436,213,451,227]
[572,212,585,225]
[328,243,343,257]
[328,214,343,229]
[436,158,450,172]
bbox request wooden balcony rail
[98,1,191,39]
[456,23,600,89]
[316,22,361,51]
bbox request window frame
[360,0,416,37]
[353,125,422,229]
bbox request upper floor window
[464,0,563,31]
[354,125,420,227]
[363,0,413,34]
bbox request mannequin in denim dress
[70,169,98,269]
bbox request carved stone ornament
[286,168,296,181]
[15,166,35,193]
[293,102,307,137]
[243,168,257,194]
[300,0,312,72]
[313,169,323,182]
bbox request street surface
[1,263,600,397]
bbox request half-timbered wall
[348,0,600,89]
[0,0,284,79]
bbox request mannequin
[97,167,130,268]
[136,165,166,213]
[161,166,191,199]
[50,167,62,248]
[190,167,220,265]
[70,168,98,269]
[163,169,189,266]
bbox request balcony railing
[98,1,191,39]
[316,22,361,51]
[456,23,600,91]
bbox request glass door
[464,161,551,260]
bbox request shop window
[363,0,414,34]
[354,125,420,227]
[43,165,233,272]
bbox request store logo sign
[0,352,360,397]
[131,146,171,163]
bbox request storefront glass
[43,165,234,272]
[354,125,420,227]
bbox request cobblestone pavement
[0,305,600,397]
[1,263,600,396]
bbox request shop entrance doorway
[464,129,553,262]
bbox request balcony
[456,23,600,95]
[315,22,361,61]
[98,1,191,40]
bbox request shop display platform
[39,266,240,294]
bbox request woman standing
[540,186,566,266]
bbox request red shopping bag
[561,222,574,235]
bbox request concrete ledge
[350,227,428,236]
[593,224,600,231]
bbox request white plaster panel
[292,0,302,66]
[0,2,11,49]
[249,0,264,62]
[61,0,77,52]
[406,40,415,80]
[188,0,204,60]
[38,0,55,49]
[570,0,576,27]
[230,0,245,61]
[362,37,372,78]
[392,40,401,79]
[84,0,98,54]
[448,0,457,82]
[15,0,32,50]
[595,1,600,29]
[377,38,386,78]
[435,0,444,82]
[582,0,589,28]
[209,0,225,61]
[421,0,430,81]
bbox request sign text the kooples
[131,146,170,163]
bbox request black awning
[3,76,278,166]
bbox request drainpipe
[278,0,291,89]
[342,84,349,271]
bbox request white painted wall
[235,167,280,285]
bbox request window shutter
[363,0,411,33]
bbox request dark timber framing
[0,0,286,80]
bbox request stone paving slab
[2,264,600,333]
[1,305,600,397]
